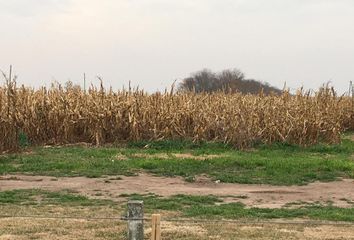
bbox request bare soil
[1,173,354,208]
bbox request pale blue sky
[0,0,353,93]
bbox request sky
[0,0,353,93]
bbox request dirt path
[1,174,354,208]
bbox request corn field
[0,76,353,152]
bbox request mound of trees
[178,69,282,95]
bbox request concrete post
[127,200,144,240]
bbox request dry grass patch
[160,222,208,239]
[0,218,126,240]
[159,221,354,240]
[1,219,354,240]
[114,153,128,161]
[131,153,225,160]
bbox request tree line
[178,69,282,95]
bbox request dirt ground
[1,173,354,208]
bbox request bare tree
[179,69,218,93]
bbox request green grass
[185,203,354,222]
[121,193,354,222]
[0,189,113,206]
[1,137,354,185]
[121,193,222,211]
